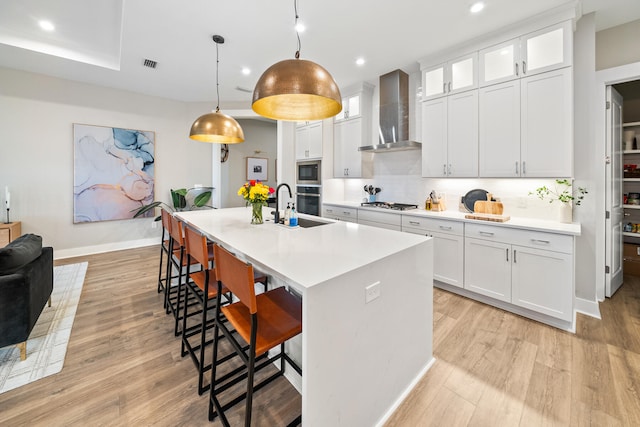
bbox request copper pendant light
[189,35,244,143]
[252,0,342,121]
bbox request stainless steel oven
[297,160,321,185]
[296,185,321,216]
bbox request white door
[430,231,464,288]
[464,237,512,302]
[422,97,449,177]
[606,86,624,297]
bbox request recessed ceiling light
[242,67,251,75]
[38,20,55,31]
[295,22,306,33]
[356,57,365,66]
[470,2,485,14]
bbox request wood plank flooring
[0,245,639,426]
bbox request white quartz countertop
[176,207,430,290]
[323,201,582,236]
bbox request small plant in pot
[529,179,587,223]
[132,187,213,221]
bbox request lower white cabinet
[358,209,401,231]
[322,205,357,223]
[464,237,512,301]
[402,216,464,287]
[464,223,574,321]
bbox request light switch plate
[365,281,381,303]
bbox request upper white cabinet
[422,52,478,101]
[422,90,478,177]
[295,121,322,160]
[479,21,572,87]
[333,82,374,178]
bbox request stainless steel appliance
[296,185,321,216]
[297,160,321,185]
[360,201,418,211]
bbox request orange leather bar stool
[182,225,229,395]
[166,215,210,336]
[208,244,302,427]
[157,208,174,295]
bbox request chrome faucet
[273,183,292,224]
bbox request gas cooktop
[360,202,418,211]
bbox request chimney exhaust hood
[359,69,421,153]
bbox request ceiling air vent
[142,59,157,69]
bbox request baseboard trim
[54,237,160,260]
[574,296,601,319]
[375,357,436,427]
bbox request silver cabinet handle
[514,249,517,263]
[448,164,452,175]
[443,164,447,175]
[515,62,519,76]
[522,61,527,74]
[326,209,334,213]
[522,161,526,175]
[506,248,509,261]
[448,82,451,92]
[531,239,550,244]
[439,225,452,230]
[515,161,519,175]
[409,221,420,226]
[443,83,447,94]
[479,231,495,236]
[343,211,351,215]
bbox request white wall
[0,67,213,258]
[222,119,277,207]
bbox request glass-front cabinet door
[422,63,446,101]
[479,38,520,87]
[449,53,477,93]
[521,20,572,77]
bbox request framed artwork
[246,157,268,181]
[73,123,155,223]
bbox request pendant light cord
[215,39,221,113]
[294,0,301,59]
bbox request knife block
[431,198,446,211]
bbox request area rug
[0,262,88,394]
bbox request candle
[5,186,9,210]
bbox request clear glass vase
[251,202,264,224]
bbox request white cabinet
[358,209,402,231]
[479,21,572,87]
[479,67,572,177]
[322,205,357,223]
[422,90,478,177]
[295,121,322,160]
[464,223,574,321]
[465,238,512,301]
[422,52,478,101]
[333,82,374,178]
[402,216,464,287]
[335,93,363,122]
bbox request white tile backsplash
[324,150,577,222]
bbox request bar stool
[157,208,175,295]
[208,243,302,427]
[182,225,229,395]
[166,215,209,336]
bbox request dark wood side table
[0,222,21,248]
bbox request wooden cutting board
[473,200,504,215]
[465,213,511,222]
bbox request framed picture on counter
[246,157,268,181]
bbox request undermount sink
[297,217,331,228]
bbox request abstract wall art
[73,124,155,223]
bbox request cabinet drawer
[358,209,401,226]
[0,229,9,248]
[465,223,573,254]
[402,216,463,235]
[322,205,358,221]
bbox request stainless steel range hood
[359,69,421,153]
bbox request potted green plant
[529,179,587,223]
[132,187,213,221]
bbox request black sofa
[0,234,54,360]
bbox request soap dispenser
[289,203,298,227]
[284,203,291,226]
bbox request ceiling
[0,0,639,105]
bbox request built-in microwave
[297,160,321,185]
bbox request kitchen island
[176,207,434,427]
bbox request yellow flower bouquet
[238,180,274,224]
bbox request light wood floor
[0,245,639,426]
